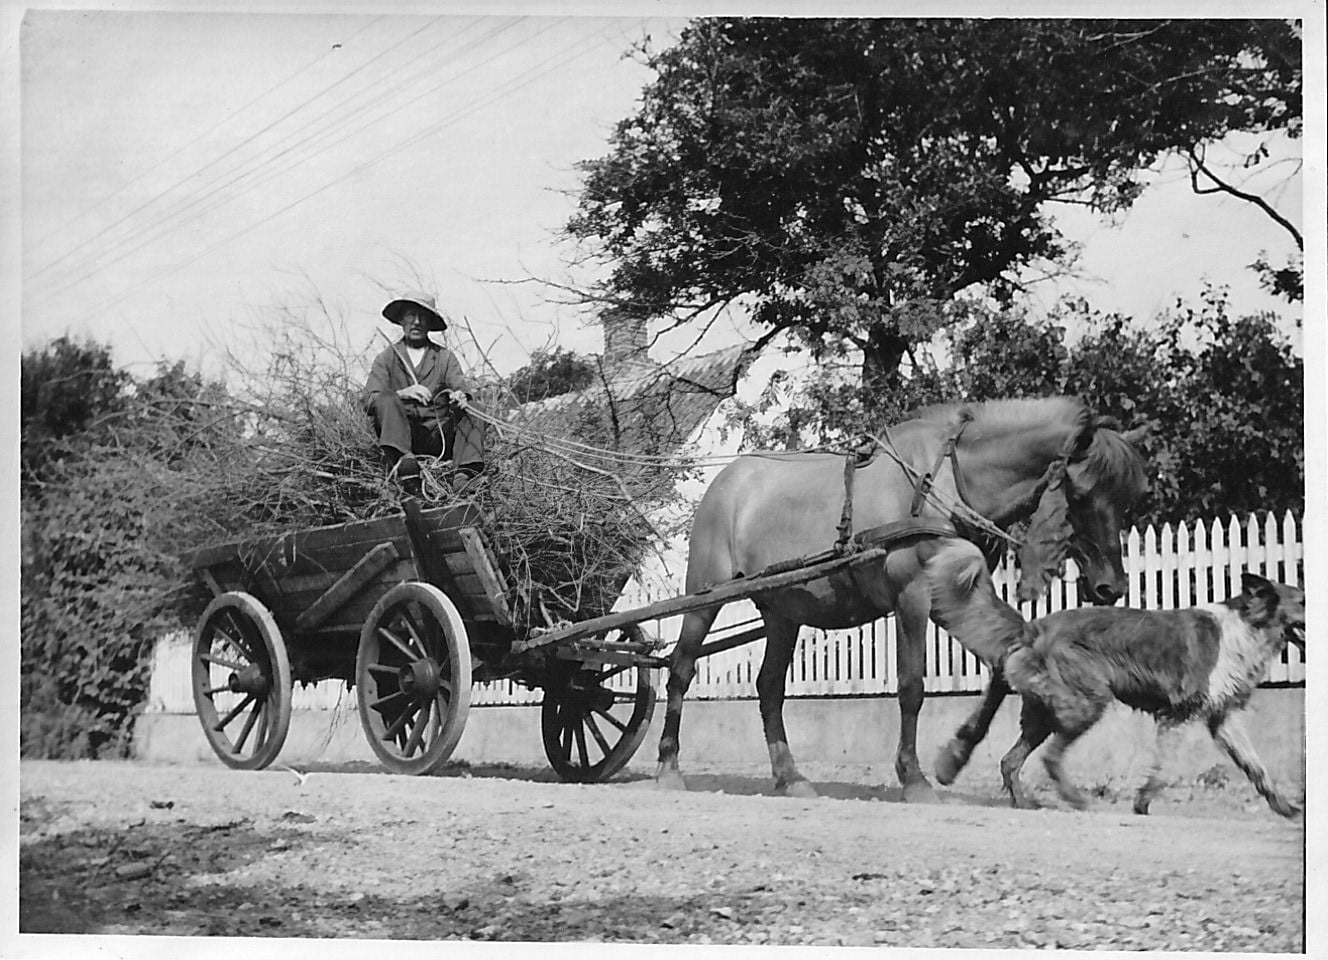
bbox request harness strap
[910,411,973,517]
[835,451,857,553]
[854,517,959,548]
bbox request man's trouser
[365,394,486,469]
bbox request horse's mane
[1081,426,1150,501]
[908,396,1088,435]
[908,395,1148,498]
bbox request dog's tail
[926,539,1029,666]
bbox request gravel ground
[15,759,1305,954]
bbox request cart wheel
[191,591,292,771]
[356,581,472,775]
[541,626,657,783]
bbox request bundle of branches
[163,309,691,636]
[462,399,690,634]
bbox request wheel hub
[399,658,441,700]
[228,664,271,697]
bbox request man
[362,292,486,492]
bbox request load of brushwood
[168,319,691,636]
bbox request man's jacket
[362,340,471,419]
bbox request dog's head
[1239,572,1306,652]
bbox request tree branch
[1186,146,1303,250]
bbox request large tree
[567,18,1301,384]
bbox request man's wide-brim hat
[383,292,447,332]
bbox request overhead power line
[27,15,386,258]
[30,18,528,299]
[25,15,445,287]
[80,21,617,322]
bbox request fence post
[1211,520,1228,602]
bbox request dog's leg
[1040,691,1106,812]
[1001,695,1054,809]
[1210,713,1302,819]
[1133,718,1182,816]
[1041,731,1091,811]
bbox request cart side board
[183,503,511,636]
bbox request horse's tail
[926,539,1029,666]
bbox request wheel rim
[356,582,471,775]
[541,627,656,783]
[191,592,291,770]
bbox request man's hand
[441,389,470,408]
[397,384,433,405]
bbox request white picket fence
[146,512,1305,714]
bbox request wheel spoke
[583,712,612,755]
[214,694,255,731]
[372,690,409,711]
[559,714,575,758]
[403,698,432,757]
[232,697,262,753]
[199,652,245,672]
[367,662,401,678]
[383,701,417,742]
[574,723,589,768]
[377,625,420,663]
[202,683,233,697]
[219,611,258,661]
[590,705,628,735]
[397,609,432,657]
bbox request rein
[861,416,1079,555]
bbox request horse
[654,395,1150,801]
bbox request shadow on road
[279,758,1016,808]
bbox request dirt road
[16,759,1304,952]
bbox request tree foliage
[568,18,1301,381]
[733,292,1303,527]
[20,343,251,758]
[505,347,598,404]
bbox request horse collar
[910,413,973,517]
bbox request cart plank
[294,541,400,632]
[458,527,513,627]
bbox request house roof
[513,343,750,454]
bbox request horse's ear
[1016,481,1071,603]
[1093,414,1123,432]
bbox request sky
[8,6,1319,388]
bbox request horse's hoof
[1132,797,1152,816]
[1008,792,1041,811]
[934,743,967,786]
[653,767,688,792]
[777,779,818,799]
[902,780,943,804]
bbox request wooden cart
[184,498,949,781]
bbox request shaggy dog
[926,540,1305,818]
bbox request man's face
[399,308,431,346]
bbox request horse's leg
[654,605,720,791]
[756,612,816,799]
[1000,695,1054,810]
[935,666,1010,786]
[894,579,941,804]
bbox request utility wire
[69,20,609,321]
[26,16,443,286]
[32,18,531,298]
[27,16,386,258]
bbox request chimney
[602,307,650,372]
